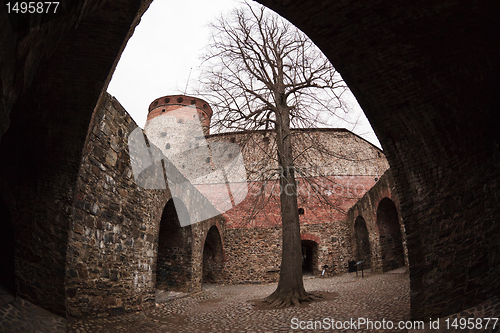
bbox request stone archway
[354,216,371,269]
[376,198,404,272]
[202,225,224,283]
[156,198,193,292]
[0,197,15,295]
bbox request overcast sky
[107,0,381,148]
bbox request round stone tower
[146,95,213,136]
[143,95,216,188]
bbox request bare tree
[199,2,352,307]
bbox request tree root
[263,290,323,308]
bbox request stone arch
[300,233,321,244]
[156,198,193,291]
[202,225,224,283]
[354,216,372,268]
[376,197,404,271]
[0,197,15,294]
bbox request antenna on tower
[184,67,193,94]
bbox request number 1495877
[6,2,59,14]
[445,317,498,330]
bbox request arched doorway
[156,198,193,291]
[0,198,15,294]
[301,240,318,275]
[202,226,224,283]
[376,198,404,271]
[354,216,371,268]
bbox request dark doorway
[376,198,405,271]
[354,216,371,268]
[202,226,224,283]
[301,240,317,274]
[0,198,15,294]
[156,198,193,291]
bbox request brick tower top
[147,95,213,136]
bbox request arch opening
[354,216,371,269]
[156,198,193,292]
[376,198,404,272]
[202,225,224,283]
[301,240,318,275]
[0,198,15,295]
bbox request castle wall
[347,170,408,273]
[210,129,389,281]
[66,93,225,317]
[66,94,168,317]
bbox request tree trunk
[264,101,318,307]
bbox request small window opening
[298,208,305,215]
[177,97,184,103]
[165,143,171,149]
[164,98,170,103]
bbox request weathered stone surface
[348,170,408,272]
[66,93,225,317]
[0,0,153,316]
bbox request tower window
[164,98,170,103]
[177,97,184,103]
[298,208,305,215]
[191,99,196,105]
[206,157,211,163]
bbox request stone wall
[215,128,388,282]
[208,129,389,181]
[221,219,354,283]
[66,93,168,317]
[347,170,408,272]
[66,93,226,317]
[0,0,152,316]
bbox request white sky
[107,0,381,148]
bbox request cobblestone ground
[2,269,499,333]
[0,287,66,333]
[67,270,411,333]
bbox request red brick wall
[223,175,378,229]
